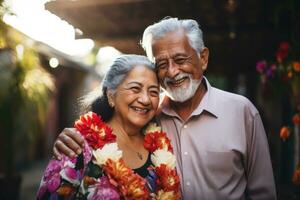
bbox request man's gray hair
[141,17,204,61]
[102,54,155,94]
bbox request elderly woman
[37,55,180,200]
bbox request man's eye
[174,58,187,64]
[156,62,167,70]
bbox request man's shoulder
[211,87,248,101]
[211,87,258,115]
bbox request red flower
[293,113,300,125]
[293,167,300,185]
[155,164,180,192]
[56,185,76,197]
[144,131,173,153]
[280,126,290,141]
[103,159,133,182]
[119,174,149,200]
[276,42,290,63]
[74,112,116,149]
[104,159,149,199]
[279,42,290,51]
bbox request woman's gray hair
[102,54,155,94]
[141,17,204,61]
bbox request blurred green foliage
[0,0,54,177]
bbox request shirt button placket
[181,123,192,196]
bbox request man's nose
[167,60,180,78]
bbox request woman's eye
[150,90,159,97]
[130,87,140,92]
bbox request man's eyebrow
[156,53,189,62]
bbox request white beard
[163,73,202,102]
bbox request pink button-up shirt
[157,78,276,200]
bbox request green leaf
[85,162,103,178]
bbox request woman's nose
[138,91,150,105]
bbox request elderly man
[53,17,276,199]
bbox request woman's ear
[107,90,115,108]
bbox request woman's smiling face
[110,65,160,130]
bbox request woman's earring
[109,101,114,108]
[107,92,115,108]
[108,96,114,108]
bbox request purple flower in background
[266,67,275,77]
[256,60,267,73]
[89,176,120,200]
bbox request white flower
[151,149,176,169]
[156,190,176,200]
[93,143,122,166]
[143,122,162,135]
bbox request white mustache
[164,73,190,84]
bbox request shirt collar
[160,76,219,119]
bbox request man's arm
[53,128,84,160]
[245,113,277,199]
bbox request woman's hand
[53,128,84,160]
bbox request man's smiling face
[151,29,208,102]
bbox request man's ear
[200,47,209,71]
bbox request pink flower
[60,167,80,185]
[47,173,61,193]
[37,184,47,199]
[89,176,120,200]
[37,160,62,197]
[83,140,92,165]
[44,160,61,181]
[256,60,267,73]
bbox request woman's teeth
[132,107,148,114]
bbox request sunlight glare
[3,0,94,56]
